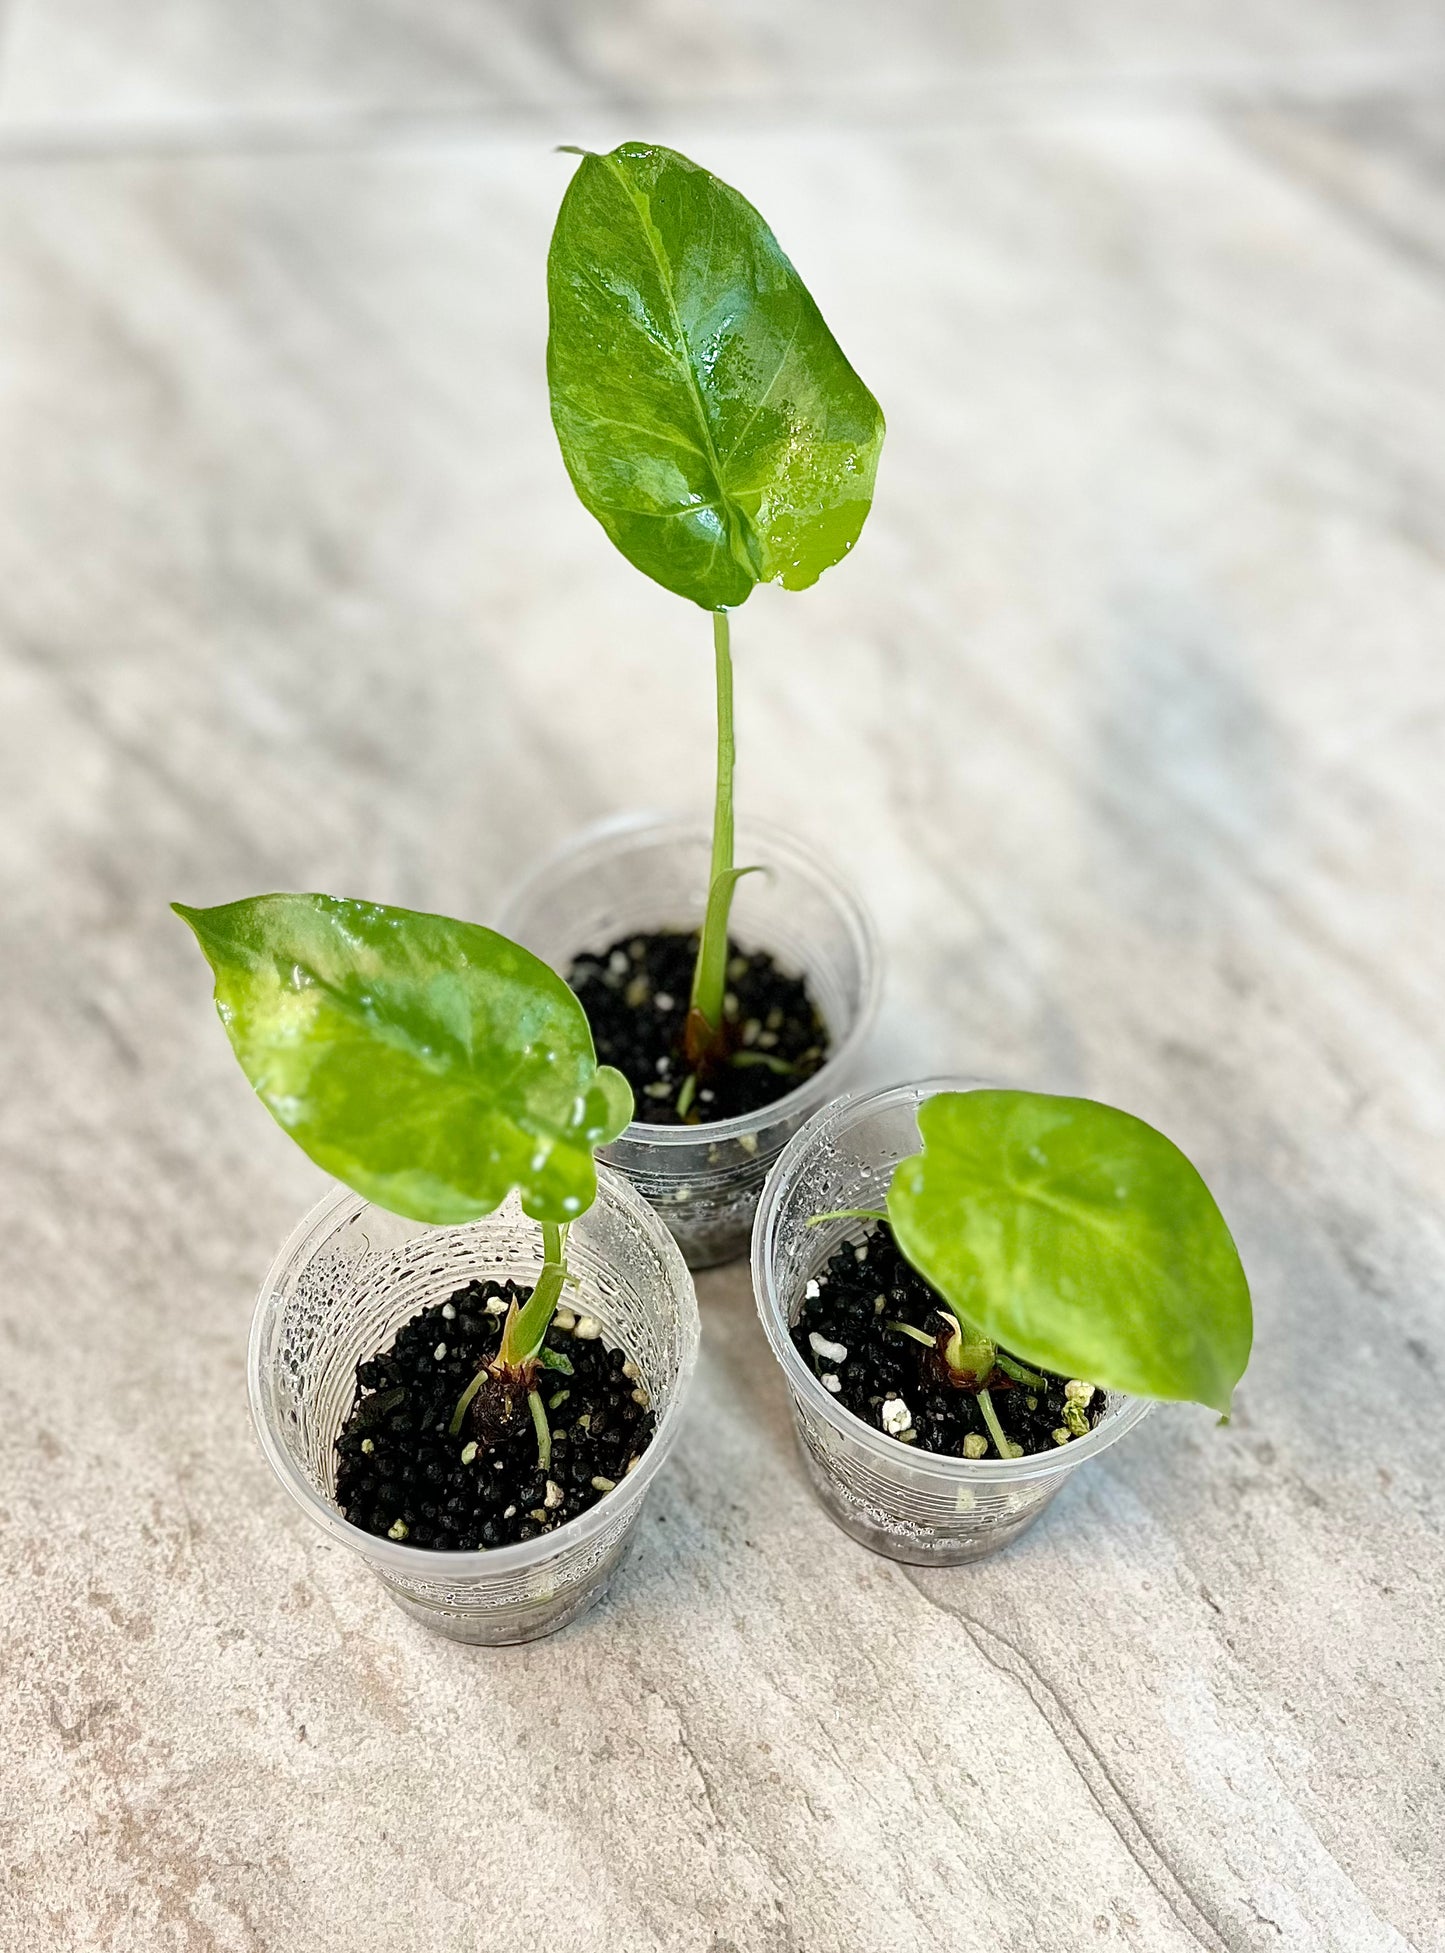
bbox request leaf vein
[600,151,744,569]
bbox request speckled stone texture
[1,5,1443,1950]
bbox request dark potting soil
[566,929,829,1126]
[790,1221,1108,1460]
[335,1279,656,1551]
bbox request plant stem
[805,1207,889,1228]
[685,609,737,1057]
[448,1366,488,1437]
[708,606,735,933]
[528,1388,552,1473]
[451,1220,571,1434]
[728,1049,800,1075]
[887,1320,937,1348]
[499,1222,569,1369]
[976,1388,1019,1461]
[995,1352,1049,1390]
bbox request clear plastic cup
[248,1168,699,1644]
[496,812,882,1270]
[752,1079,1154,1565]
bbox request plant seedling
[175,893,633,1477]
[547,140,885,1097]
[812,1089,1252,1457]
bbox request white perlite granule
[808,1332,848,1365]
[880,1397,913,1437]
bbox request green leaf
[547,141,885,610]
[886,1091,1252,1414]
[174,893,633,1227]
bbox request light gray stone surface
[1,7,1442,1950]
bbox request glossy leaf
[887,1091,1252,1413]
[175,894,633,1227]
[547,141,885,609]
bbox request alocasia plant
[176,892,633,1462]
[547,140,885,1080]
[818,1089,1252,1454]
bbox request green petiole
[683,611,764,1073]
[450,1220,574,1436]
[685,609,738,1060]
[995,1352,1049,1390]
[728,1050,800,1076]
[976,1388,1021,1461]
[448,1366,488,1438]
[496,1220,569,1371]
[528,1388,552,1473]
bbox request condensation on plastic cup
[249,1168,699,1643]
[496,811,882,1269]
[752,1077,1154,1565]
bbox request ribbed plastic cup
[752,1079,1153,1565]
[496,812,882,1270]
[249,1169,699,1644]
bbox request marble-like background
[1,5,1442,1950]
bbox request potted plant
[499,141,887,1267]
[752,1079,1252,1563]
[176,891,699,1643]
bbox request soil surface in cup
[567,929,828,1126]
[335,1279,656,1550]
[791,1222,1108,1459]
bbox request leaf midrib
[602,150,747,584]
[998,1168,1180,1297]
[332,1069,563,1161]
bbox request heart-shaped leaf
[887,1091,1252,1413]
[175,894,633,1226]
[547,141,885,610]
